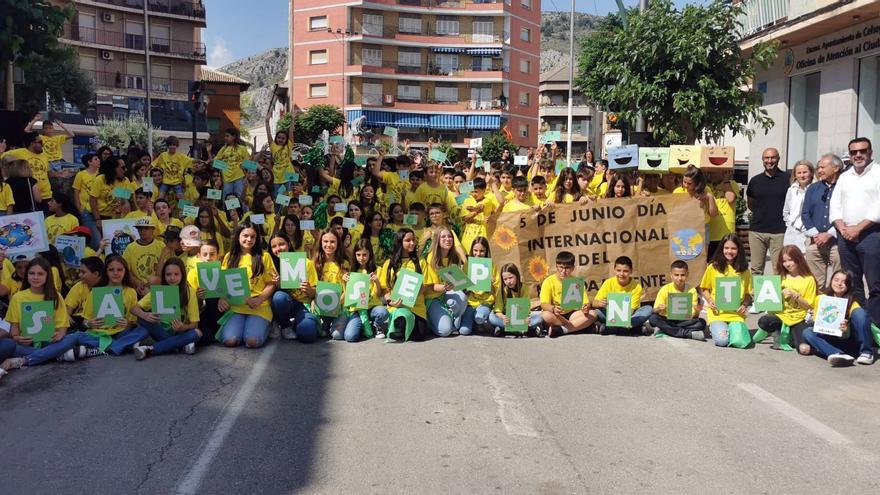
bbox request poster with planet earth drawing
[0,212,49,256]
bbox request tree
[15,50,93,115]
[95,115,164,154]
[478,132,517,162]
[435,140,458,163]
[294,104,344,145]
[576,0,777,145]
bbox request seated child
[647,260,707,340]
[592,256,654,335]
[539,251,597,338]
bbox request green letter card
[391,268,424,308]
[754,275,783,312]
[714,277,742,312]
[21,300,55,343]
[279,252,308,289]
[560,277,585,312]
[151,285,181,326]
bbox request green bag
[872,324,880,347]
[387,308,415,342]
[727,321,751,349]
[776,323,794,352]
[85,331,113,352]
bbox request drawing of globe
[110,231,135,255]
[0,223,33,249]
[61,246,78,265]
[671,229,704,261]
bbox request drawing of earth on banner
[0,222,36,250]
[670,228,704,261]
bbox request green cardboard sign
[221,267,250,305]
[314,281,342,317]
[667,292,693,321]
[506,298,530,333]
[279,252,308,289]
[429,149,447,163]
[560,277,585,311]
[212,159,228,171]
[391,268,424,308]
[151,285,181,326]
[275,193,292,206]
[93,286,125,326]
[467,257,492,292]
[354,157,368,167]
[182,205,200,217]
[344,272,371,310]
[754,275,783,312]
[112,187,132,200]
[606,292,632,327]
[714,276,742,312]
[455,193,469,205]
[207,188,223,200]
[197,262,223,298]
[20,300,55,343]
[438,265,470,291]
[459,180,475,195]
[403,214,419,226]
[224,198,240,210]
[242,160,258,171]
[284,172,299,182]
[383,127,398,138]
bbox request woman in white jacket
[782,160,815,252]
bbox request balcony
[63,24,207,61]
[368,0,505,8]
[359,93,505,110]
[82,69,190,94]
[87,0,206,21]
[737,0,789,37]
[356,22,506,43]
[354,59,506,77]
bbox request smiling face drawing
[608,144,638,170]
[701,145,734,169]
[638,147,669,173]
[669,145,702,173]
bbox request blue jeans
[81,211,101,250]
[222,177,245,202]
[159,183,185,198]
[221,313,270,348]
[802,307,875,358]
[427,291,468,337]
[136,318,201,355]
[0,338,16,361]
[331,307,390,342]
[271,291,320,343]
[709,321,732,347]
[595,305,653,330]
[459,304,505,335]
[837,228,880,325]
[107,326,149,355]
[23,332,104,366]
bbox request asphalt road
[2,326,879,494]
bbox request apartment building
[289,0,541,148]
[538,65,603,156]
[738,0,880,176]
[51,0,208,158]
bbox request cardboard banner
[488,196,707,300]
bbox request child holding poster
[130,258,202,360]
[65,256,105,332]
[187,239,222,345]
[754,246,817,353]
[378,229,428,341]
[459,237,501,336]
[459,178,498,253]
[492,263,544,336]
[591,256,654,335]
[539,251,596,338]
[0,258,71,372]
[698,234,752,347]
[337,238,388,341]
[218,222,278,348]
[311,229,347,339]
[802,270,876,366]
[647,260,706,340]
[423,226,468,337]
[268,232,320,343]
[76,255,140,357]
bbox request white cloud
[207,37,235,68]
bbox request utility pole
[143,4,154,156]
[635,0,649,134]
[565,0,575,165]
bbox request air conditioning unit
[101,50,114,61]
[383,94,394,104]
[102,12,115,23]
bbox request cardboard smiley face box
[669,145,703,174]
[638,147,670,174]
[607,144,639,170]
[700,145,735,170]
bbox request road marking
[482,356,540,438]
[175,343,279,495]
[737,383,852,445]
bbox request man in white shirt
[830,137,880,326]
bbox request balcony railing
[359,93,504,109]
[737,0,789,37]
[357,59,507,75]
[540,99,588,107]
[391,0,505,7]
[83,69,190,94]
[64,24,206,59]
[88,0,206,20]
[356,22,506,42]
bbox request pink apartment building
[289,0,541,148]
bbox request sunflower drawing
[527,256,550,282]
[492,225,518,251]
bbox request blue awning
[429,114,466,129]
[465,114,501,130]
[348,110,492,130]
[466,48,501,57]
[395,113,430,127]
[431,47,466,54]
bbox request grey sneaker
[59,349,76,362]
[184,342,196,355]
[1,357,25,370]
[269,322,280,339]
[133,345,151,361]
[690,330,707,341]
[77,346,104,359]
[856,352,875,365]
[641,321,655,336]
[828,353,855,367]
[281,326,297,340]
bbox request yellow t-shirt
[502,199,532,213]
[73,169,100,213]
[411,182,457,215]
[493,284,531,314]
[2,148,51,197]
[699,264,752,323]
[345,268,383,310]
[588,174,604,197]
[775,274,817,326]
[152,151,193,186]
[221,251,278,320]
[90,175,133,218]
[151,214,185,237]
[270,141,293,184]
[708,180,740,242]
[65,281,91,317]
[122,239,166,284]
[460,195,498,252]
[539,274,591,308]
[595,277,644,310]
[319,260,345,285]
[377,258,427,319]
[6,289,70,330]
[380,171,409,205]
[137,285,201,325]
[653,283,699,319]
[0,183,15,211]
[467,266,499,308]
[45,213,80,243]
[214,144,249,184]
[41,135,68,162]
[83,285,139,335]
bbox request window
[362,13,383,36]
[399,16,422,34]
[309,83,328,98]
[125,61,146,90]
[77,13,96,43]
[858,56,880,148]
[398,83,421,102]
[519,124,529,138]
[150,24,170,53]
[472,56,492,71]
[435,54,458,74]
[309,50,328,65]
[151,64,171,91]
[519,59,530,73]
[435,83,458,103]
[519,91,530,106]
[398,49,421,67]
[521,0,531,9]
[125,21,145,50]
[520,27,531,42]
[362,82,383,105]
[309,16,327,30]
[472,18,494,42]
[788,72,820,163]
[436,16,460,36]
[79,54,97,72]
[362,46,382,67]
[470,83,493,108]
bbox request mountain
[221,12,601,129]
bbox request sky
[204,0,704,67]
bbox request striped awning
[466,48,501,57]
[347,110,498,130]
[429,114,466,129]
[431,47,466,54]
[395,113,430,127]
[465,114,501,130]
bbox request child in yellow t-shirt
[539,251,596,338]
[648,260,706,339]
[754,246,817,353]
[459,178,497,253]
[592,255,654,335]
[699,233,753,347]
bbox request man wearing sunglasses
[801,154,843,290]
[830,137,880,326]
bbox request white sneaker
[78,345,104,359]
[375,332,386,339]
[828,353,855,367]
[59,349,75,362]
[133,345,150,361]
[0,368,7,381]
[183,342,196,355]
[856,353,875,365]
[281,326,297,340]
